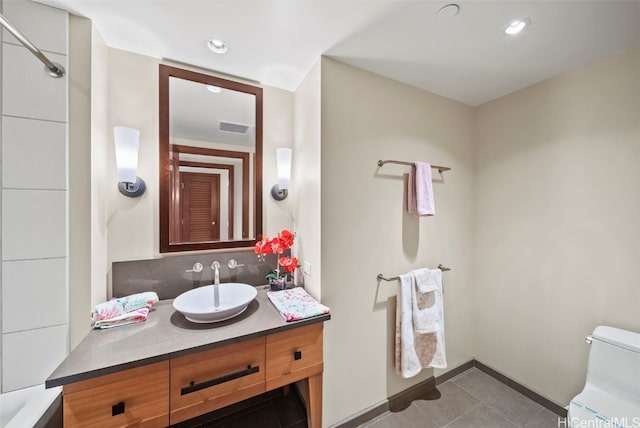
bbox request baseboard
[473,360,567,417]
[329,400,389,428]
[436,360,474,386]
[332,359,566,427]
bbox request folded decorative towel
[407,162,435,216]
[93,308,150,329]
[411,268,443,334]
[412,267,439,294]
[395,272,446,378]
[91,291,159,328]
[267,287,330,322]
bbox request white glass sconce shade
[272,148,292,201]
[114,126,146,197]
[277,148,292,190]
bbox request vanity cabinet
[60,323,324,428]
[170,337,266,424]
[63,361,169,428]
[266,323,323,390]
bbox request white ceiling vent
[219,121,250,134]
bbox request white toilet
[568,326,640,428]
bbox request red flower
[254,238,272,256]
[256,230,298,279]
[280,229,294,248]
[279,256,299,273]
[270,238,286,255]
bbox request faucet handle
[228,259,245,269]
[211,261,221,270]
[186,262,204,273]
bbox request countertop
[46,288,330,388]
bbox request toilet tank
[586,326,640,401]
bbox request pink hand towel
[408,162,435,216]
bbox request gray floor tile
[523,407,565,428]
[445,404,518,428]
[359,368,562,428]
[366,404,439,428]
[413,382,480,427]
[453,368,543,426]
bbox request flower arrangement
[255,229,299,289]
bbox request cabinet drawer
[266,323,323,390]
[170,337,266,424]
[63,361,169,428]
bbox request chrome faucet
[211,261,221,308]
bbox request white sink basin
[173,283,257,323]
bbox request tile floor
[359,368,565,428]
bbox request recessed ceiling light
[206,85,222,93]
[504,19,530,35]
[208,38,228,54]
[437,4,460,20]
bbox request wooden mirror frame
[159,64,263,252]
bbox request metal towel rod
[377,159,451,174]
[0,12,65,78]
[377,264,451,282]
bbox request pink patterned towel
[91,291,159,329]
[267,288,330,322]
[93,308,150,329]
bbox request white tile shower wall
[2,116,67,190]
[2,43,67,122]
[2,324,68,392]
[2,258,68,333]
[0,0,3,389]
[1,190,67,261]
[0,0,69,392]
[1,0,67,54]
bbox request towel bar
[377,159,451,174]
[377,264,451,282]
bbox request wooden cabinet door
[63,361,169,428]
[265,323,323,390]
[180,172,221,242]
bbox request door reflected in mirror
[160,65,263,252]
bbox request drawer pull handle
[294,351,302,361]
[112,401,125,416]
[181,365,260,396]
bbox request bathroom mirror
[159,64,263,252]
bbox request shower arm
[0,12,65,78]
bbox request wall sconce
[114,126,146,198]
[271,148,292,201]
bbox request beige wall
[292,60,322,298]
[68,15,92,348]
[473,47,640,406]
[68,17,110,348]
[319,57,475,425]
[90,25,109,308]
[106,48,159,268]
[103,49,294,294]
[85,36,639,424]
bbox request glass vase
[269,277,287,291]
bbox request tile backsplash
[112,249,289,300]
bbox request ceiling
[42,0,640,106]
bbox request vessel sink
[173,283,257,323]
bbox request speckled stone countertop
[45,288,330,388]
